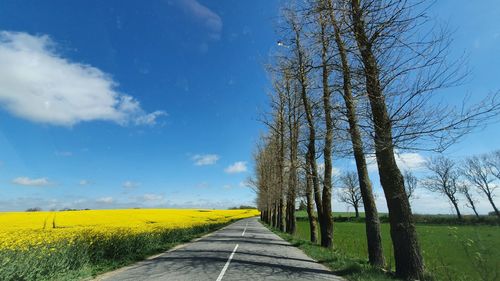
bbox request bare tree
[423,156,462,220]
[314,1,335,249]
[402,170,418,201]
[285,9,334,248]
[348,0,425,278]
[285,69,301,235]
[463,155,499,217]
[338,171,363,217]
[486,150,500,181]
[322,0,385,267]
[458,182,480,218]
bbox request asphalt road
[95,217,344,281]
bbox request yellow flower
[0,209,259,252]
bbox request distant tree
[402,170,418,201]
[486,150,500,181]
[298,200,307,211]
[338,171,363,218]
[423,156,462,220]
[26,207,42,212]
[458,183,480,218]
[228,205,257,210]
[463,155,499,218]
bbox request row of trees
[338,150,500,219]
[424,151,500,219]
[252,0,499,279]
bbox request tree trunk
[273,203,278,227]
[326,0,386,267]
[278,105,286,232]
[472,206,479,218]
[354,205,359,218]
[286,89,299,235]
[350,0,424,279]
[279,198,285,231]
[486,193,500,217]
[286,181,297,234]
[292,23,325,246]
[305,156,318,243]
[318,7,334,249]
[464,192,479,218]
[451,199,462,220]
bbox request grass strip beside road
[263,222,394,281]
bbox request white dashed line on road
[215,243,239,281]
[242,222,248,237]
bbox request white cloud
[122,181,140,189]
[192,154,219,166]
[224,161,247,174]
[12,177,51,186]
[140,193,164,202]
[366,151,426,172]
[317,163,342,177]
[395,152,426,171]
[96,197,113,204]
[79,179,90,186]
[0,31,165,126]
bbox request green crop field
[292,219,499,281]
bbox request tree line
[251,0,500,279]
[337,150,500,220]
[423,150,500,219]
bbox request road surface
[95,217,344,281]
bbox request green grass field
[289,213,499,281]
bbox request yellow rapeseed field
[0,209,259,251]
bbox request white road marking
[241,222,248,237]
[216,244,239,281]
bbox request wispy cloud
[12,177,51,187]
[55,151,73,157]
[176,0,223,40]
[192,154,219,166]
[317,163,342,177]
[96,197,114,204]
[0,31,165,126]
[79,179,91,186]
[140,193,164,202]
[196,182,209,189]
[224,161,247,174]
[122,181,140,189]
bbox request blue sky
[0,0,498,213]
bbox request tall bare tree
[463,155,499,217]
[348,0,424,277]
[320,0,386,266]
[423,156,462,220]
[284,9,333,247]
[285,69,301,235]
[315,2,335,249]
